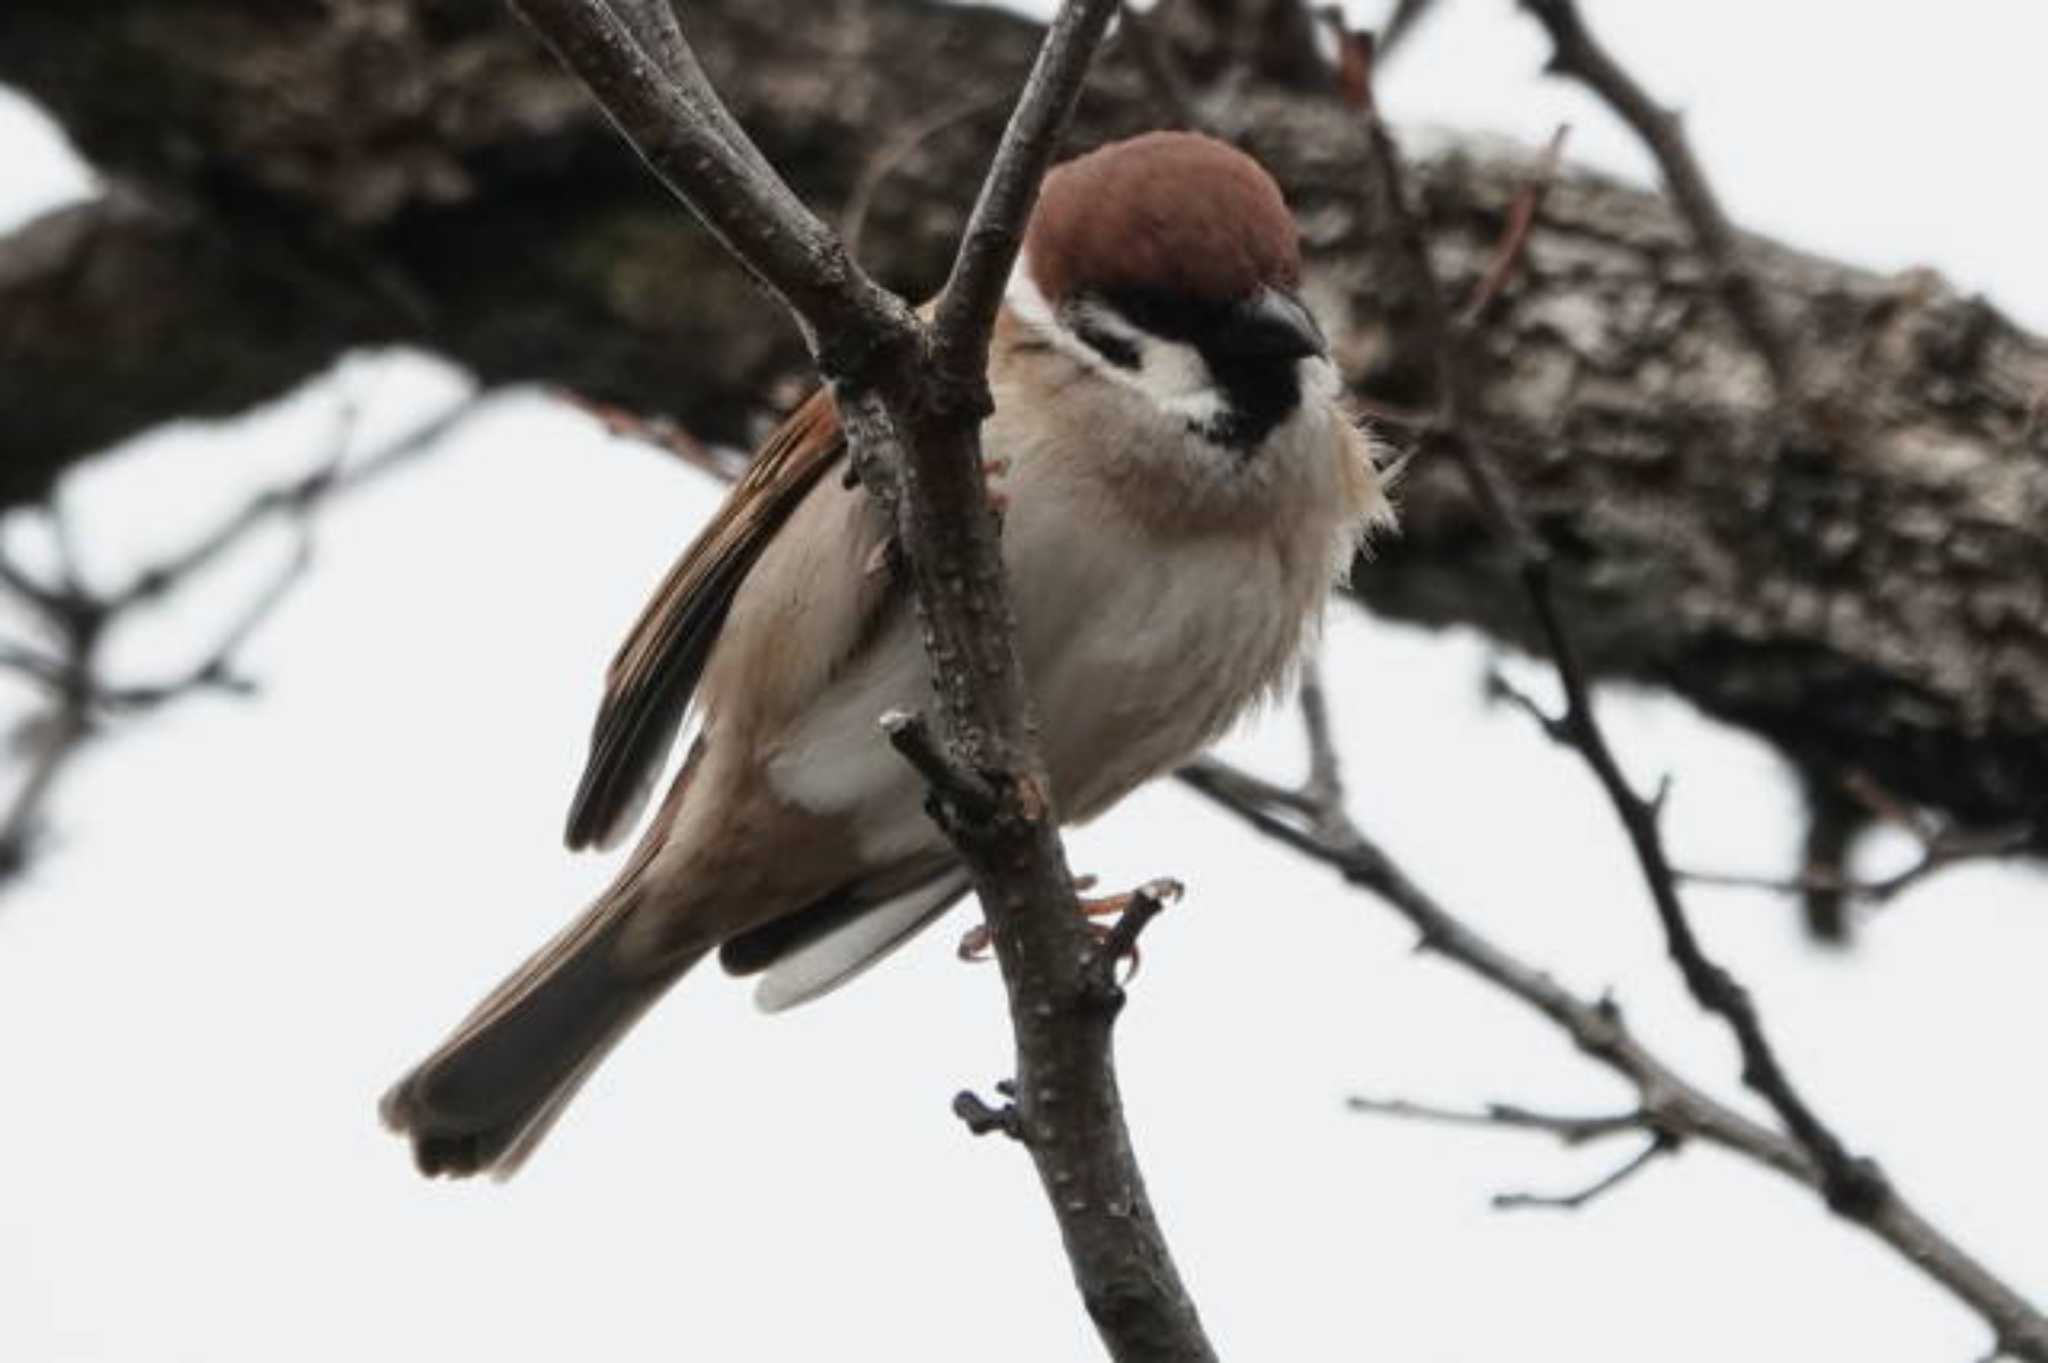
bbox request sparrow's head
[1013,131,1328,450]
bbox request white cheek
[1006,262,1231,427]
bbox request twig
[508,0,918,376]
[1114,2,1202,130]
[0,642,66,690]
[1348,1095,1676,1210]
[1337,6,1893,1220]
[1680,824,2034,908]
[953,1087,1025,1141]
[1374,0,1444,65]
[0,395,482,892]
[556,387,751,481]
[96,533,313,711]
[1345,1095,1649,1146]
[1458,123,1569,324]
[1089,876,1180,983]
[1488,603,1891,1219]
[0,699,88,882]
[842,92,1010,263]
[1296,655,1344,818]
[107,395,475,611]
[1174,675,2048,1359]
[504,3,1215,1358]
[1517,0,1803,399]
[1794,766,1860,942]
[1491,1134,1675,1213]
[880,708,998,824]
[927,1,1114,398]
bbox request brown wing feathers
[564,390,846,851]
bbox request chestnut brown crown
[1025,132,1303,306]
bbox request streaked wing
[564,390,845,850]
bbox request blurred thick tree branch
[2,0,2043,885]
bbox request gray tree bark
[2,0,2042,855]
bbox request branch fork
[503,3,1212,1358]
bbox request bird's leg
[956,874,1174,982]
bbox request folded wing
[564,390,846,851]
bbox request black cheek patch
[1094,287,1306,452]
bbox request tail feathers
[381,897,702,1180]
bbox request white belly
[766,467,1323,864]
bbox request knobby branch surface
[1177,681,2048,1359]
[0,395,481,891]
[503,3,1212,1359]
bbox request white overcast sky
[0,2,2042,1360]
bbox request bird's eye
[1070,316,1141,371]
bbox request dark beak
[1218,287,1327,362]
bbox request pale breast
[762,332,1382,855]
[988,345,1362,822]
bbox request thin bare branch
[880,708,998,824]
[1517,0,1803,397]
[1681,824,2034,908]
[1375,0,1444,64]
[0,642,66,690]
[1492,1134,1676,1213]
[842,92,1010,263]
[0,699,87,882]
[1346,1095,1650,1146]
[1091,876,1181,976]
[1115,3,1202,130]
[928,0,1118,392]
[954,1086,1026,1140]
[0,541,62,613]
[502,3,1213,1357]
[96,534,313,712]
[1296,656,1345,816]
[506,0,918,375]
[1504,567,1892,1218]
[1458,123,1569,324]
[1362,1089,1680,1217]
[108,394,477,611]
[1176,689,2048,1360]
[557,388,752,481]
[0,395,482,894]
[1337,6,1892,1219]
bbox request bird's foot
[955,875,1181,983]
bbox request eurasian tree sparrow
[383,131,1391,1177]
